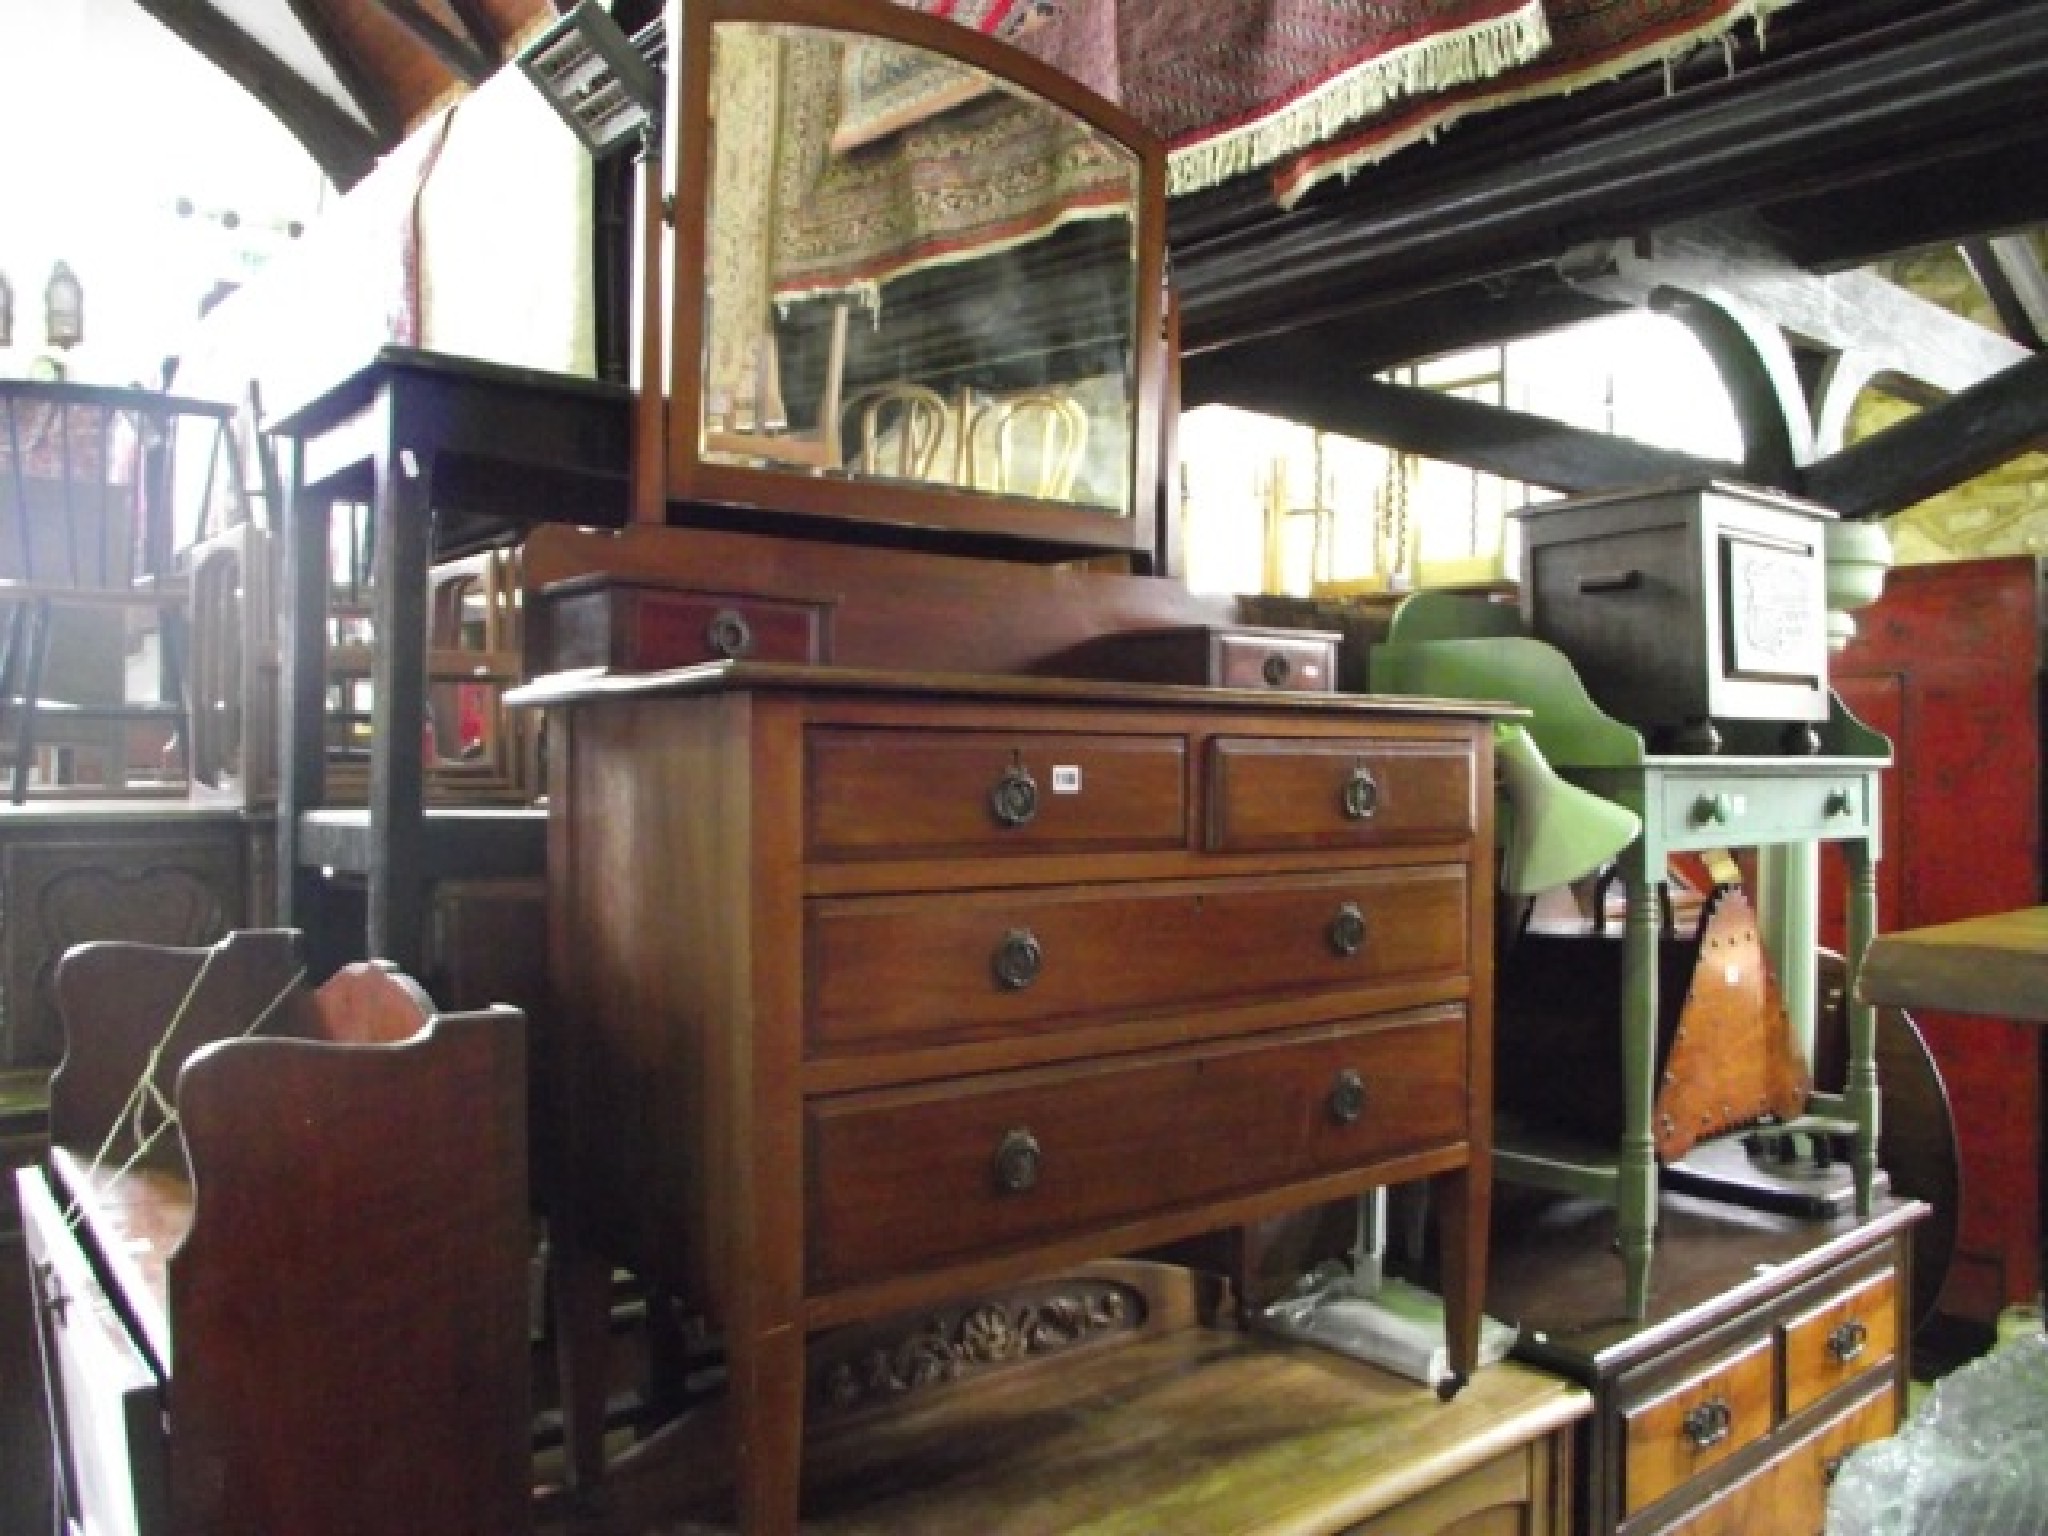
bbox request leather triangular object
[1654,886,1812,1162]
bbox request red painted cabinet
[1827,554,2043,1323]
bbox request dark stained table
[267,347,630,975]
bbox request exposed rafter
[129,0,383,189]
[1173,0,2048,353]
[1183,345,1740,494]
[1801,353,2048,520]
[282,0,405,150]
[1962,238,2048,351]
[374,0,496,87]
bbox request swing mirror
[663,0,1168,563]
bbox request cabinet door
[17,1166,168,1536]
[0,829,244,1074]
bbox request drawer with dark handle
[1780,1268,1897,1418]
[1654,1385,1894,1536]
[808,727,1188,859]
[805,1009,1467,1291]
[543,584,831,671]
[1211,631,1338,692]
[1622,1333,1775,1515]
[1207,737,1477,853]
[807,865,1468,1053]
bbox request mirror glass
[699,21,1143,518]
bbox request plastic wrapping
[1825,1329,2048,1535]
[1260,1263,1518,1388]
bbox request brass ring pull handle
[1328,1068,1367,1126]
[992,928,1044,991]
[990,762,1039,828]
[994,1128,1042,1194]
[1261,651,1292,687]
[705,608,754,659]
[1341,765,1380,821]
[1682,1396,1733,1450]
[1826,1318,1869,1364]
[1328,902,1368,958]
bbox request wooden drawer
[806,727,1187,860]
[806,1009,1468,1290]
[1659,772,1873,846]
[806,865,1468,1053]
[542,583,832,671]
[1654,1385,1894,1536]
[1780,1268,1896,1418]
[1211,630,1340,692]
[1622,1335,1775,1516]
[1053,625,1341,692]
[1206,737,1477,854]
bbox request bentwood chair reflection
[843,382,951,480]
[965,388,1089,499]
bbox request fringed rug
[1271,0,1796,204]
[887,0,1796,201]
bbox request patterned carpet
[887,0,1798,201]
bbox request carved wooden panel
[0,828,245,1074]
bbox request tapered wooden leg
[1433,1164,1489,1395]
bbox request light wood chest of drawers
[1484,1186,1925,1536]
[521,663,1506,1535]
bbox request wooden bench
[18,927,531,1536]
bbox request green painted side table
[1374,591,1891,1319]
[1545,753,1884,1318]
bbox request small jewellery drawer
[805,1009,1468,1291]
[1211,629,1339,692]
[1206,737,1477,854]
[806,866,1469,1053]
[544,583,832,670]
[806,727,1187,860]
[1622,1334,1774,1515]
[1780,1268,1896,1418]
[1050,624,1340,691]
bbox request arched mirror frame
[660,0,1169,564]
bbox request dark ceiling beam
[1800,353,2048,521]
[1962,238,2048,351]
[130,0,382,188]
[1758,134,2048,272]
[441,0,504,60]
[374,0,495,86]
[1183,346,1740,494]
[281,0,404,148]
[1171,0,2048,354]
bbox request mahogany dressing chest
[515,660,1508,1534]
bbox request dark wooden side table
[266,348,629,978]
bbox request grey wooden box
[1513,481,1834,752]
